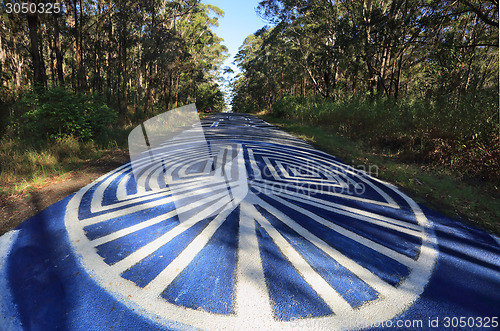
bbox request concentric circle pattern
[65,114,437,330]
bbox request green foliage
[271,93,500,182]
[234,0,498,116]
[10,87,116,142]
[196,82,225,111]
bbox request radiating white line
[80,182,230,227]
[251,178,399,210]
[236,202,273,321]
[220,145,231,178]
[254,196,400,302]
[109,196,234,275]
[267,194,418,268]
[90,190,230,247]
[252,182,423,235]
[247,200,355,315]
[144,201,237,296]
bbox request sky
[202,0,268,77]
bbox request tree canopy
[232,0,498,111]
[0,0,228,128]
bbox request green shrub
[271,92,499,181]
[10,86,116,142]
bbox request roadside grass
[0,125,131,197]
[0,110,209,198]
[259,112,500,236]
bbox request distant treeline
[232,0,499,182]
[232,0,498,109]
[0,0,227,139]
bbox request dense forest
[232,0,499,182]
[233,0,498,108]
[0,0,227,141]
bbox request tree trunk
[27,6,45,87]
[144,65,152,115]
[394,55,403,101]
[64,0,80,90]
[174,72,180,108]
[79,0,86,90]
[52,7,64,84]
[49,26,56,83]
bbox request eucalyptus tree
[0,0,228,127]
[232,0,497,109]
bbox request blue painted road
[0,113,499,330]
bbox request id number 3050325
[4,2,61,14]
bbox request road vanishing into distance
[1,113,499,330]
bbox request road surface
[0,113,499,330]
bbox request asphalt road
[1,113,499,330]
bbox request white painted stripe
[90,190,230,247]
[236,202,273,321]
[114,176,214,207]
[491,234,500,247]
[247,148,261,179]
[274,188,423,237]
[247,200,355,315]
[385,184,438,310]
[247,146,399,207]
[202,157,214,174]
[213,148,226,178]
[147,163,166,191]
[89,156,164,211]
[145,201,236,296]
[176,154,217,179]
[254,196,400,302]
[268,194,418,268]
[252,182,423,234]
[252,174,395,208]
[109,196,233,275]
[80,182,230,227]
[90,164,134,213]
[262,156,282,182]
[128,144,212,194]
[227,145,249,205]
[116,172,133,201]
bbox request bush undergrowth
[7,86,116,142]
[0,87,131,195]
[271,92,499,186]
